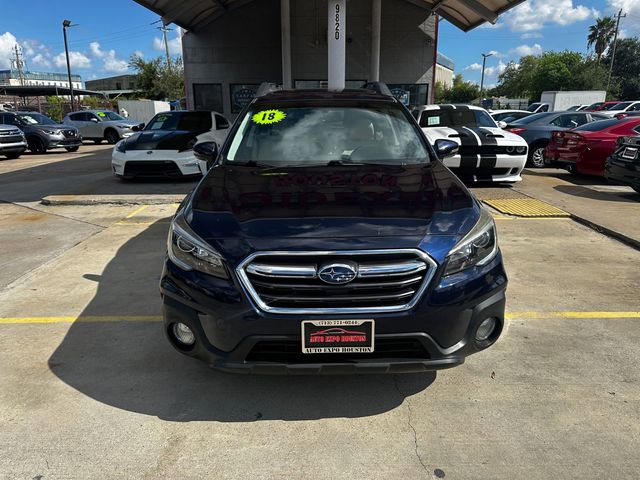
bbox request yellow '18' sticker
[252,109,286,125]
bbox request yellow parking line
[0,316,162,324]
[507,311,640,319]
[124,205,149,219]
[1,312,640,325]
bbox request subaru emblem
[318,262,358,285]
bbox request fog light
[172,322,196,346]
[475,317,497,342]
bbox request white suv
[63,110,143,144]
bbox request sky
[0,0,638,87]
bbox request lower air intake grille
[237,249,437,314]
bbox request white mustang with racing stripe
[412,104,528,183]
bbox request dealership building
[135,0,521,117]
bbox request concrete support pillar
[281,0,292,89]
[370,0,381,81]
[328,0,346,90]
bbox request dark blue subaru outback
[160,85,507,374]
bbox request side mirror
[193,141,219,169]
[434,139,459,159]
[497,120,507,129]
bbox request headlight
[515,146,527,154]
[443,207,498,276]
[42,129,58,135]
[167,212,228,278]
[117,125,130,129]
[115,140,126,153]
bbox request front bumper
[45,135,82,149]
[444,154,526,183]
[160,252,507,374]
[112,149,204,178]
[605,157,640,189]
[0,140,28,154]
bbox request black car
[506,111,609,167]
[0,111,82,153]
[605,135,640,195]
[160,85,508,374]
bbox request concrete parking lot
[1,145,639,479]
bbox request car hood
[422,126,526,146]
[31,123,76,131]
[118,130,198,151]
[188,162,478,244]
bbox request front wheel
[65,146,79,152]
[105,130,120,144]
[28,137,46,154]
[528,146,546,168]
[4,152,22,159]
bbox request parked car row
[0,109,145,159]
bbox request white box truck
[538,91,606,112]
[117,100,171,124]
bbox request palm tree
[588,17,617,64]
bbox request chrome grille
[0,128,21,136]
[237,249,437,314]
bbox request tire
[528,145,546,168]
[632,186,640,194]
[27,136,46,154]
[93,139,103,144]
[105,129,120,144]
[4,153,21,159]
[65,146,80,152]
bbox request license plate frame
[301,319,374,354]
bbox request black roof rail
[256,82,283,97]
[362,81,393,97]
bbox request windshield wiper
[230,160,277,168]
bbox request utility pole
[62,19,77,111]
[158,22,173,67]
[607,9,626,93]
[12,45,26,86]
[480,52,493,102]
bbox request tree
[129,54,185,100]
[46,96,64,122]
[434,81,447,103]
[604,37,640,99]
[588,17,616,64]
[437,75,480,103]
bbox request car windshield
[574,119,621,131]
[609,102,633,110]
[510,112,552,125]
[419,109,497,128]
[585,102,604,110]
[17,113,56,125]
[145,112,212,132]
[224,104,431,166]
[527,103,542,112]
[97,111,125,121]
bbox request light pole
[479,52,493,102]
[62,19,77,111]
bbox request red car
[544,118,640,176]
[584,101,620,112]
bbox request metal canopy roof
[134,0,526,32]
[0,85,106,97]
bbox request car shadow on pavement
[553,185,640,203]
[0,144,199,203]
[48,220,436,422]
